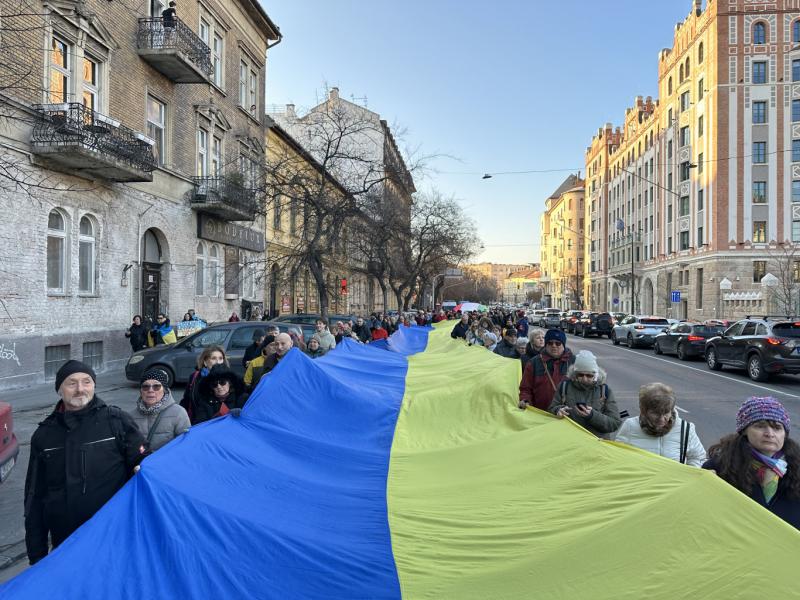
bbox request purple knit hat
[736,396,790,435]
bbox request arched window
[208,245,219,296]
[47,209,67,292]
[698,42,704,64]
[679,64,684,82]
[793,20,800,43]
[685,57,690,77]
[668,76,673,95]
[78,215,96,293]
[195,242,205,296]
[753,22,766,45]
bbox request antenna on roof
[350,94,368,108]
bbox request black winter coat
[451,321,470,339]
[242,342,261,367]
[126,323,148,352]
[24,396,146,564]
[703,457,800,530]
[493,340,520,359]
[352,324,371,343]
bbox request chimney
[285,103,296,118]
[329,87,339,101]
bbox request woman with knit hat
[703,396,800,529]
[129,368,190,451]
[547,350,621,438]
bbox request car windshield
[640,319,669,326]
[179,328,229,348]
[772,323,800,338]
[692,326,724,336]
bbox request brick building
[0,0,280,389]
[585,0,800,319]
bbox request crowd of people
[21,307,799,566]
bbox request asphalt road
[0,338,798,583]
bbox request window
[680,126,690,146]
[679,196,690,216]
[680,231,689,251]
[793,181,800,202]
[82,57,98,111]
[752,101,766,123]
[752,181,767,203]
[698,116,704,137]
[753,221,767,243]
[49,36,71,102]
[78,216,95,293]
[680,64,684,82]
[698,42,704,64]
[697,226,704,247]
[753,22,766,44]
[698,152,704,174]
[239,58,259,117]
[668,76,673,95]
[199,17,224,88]
[685,58,690,78]
[753,61,766,84]
[742,322,757,336]
[794,100,800,122]
[680,161,691,181]
[698,79,704,101]
[667,204,673,221]
[196,242,205,295]
[249,69,258,117]
[793,220,800,242]
[212,33,224,87]
[794,20,800,43]
[698,189,704,211]
[211,136,221,176]
[273,198,282,230]
[668,107,673,124]
[239,60,247,107]
[794,60,800,82]
[150,0,167,16]
[290,199,298,234]
[208,245,219,296]
[752,141,766,163]
[147,95,165,166]
[45,344,71,380]
[197,128,208,176]
[47,210,67,292]
[793,140,800,162]
[680,91,690,112]
[667,140,672,158]
[753,260,767,283]
[82,341,103,371]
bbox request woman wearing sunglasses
[194,365,246,424]
[547,350,622,438]
[130,369,190,451]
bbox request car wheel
[706,348,722,371]
[582,328,588,338]
[148,365,174,387]
[612,331,619,345]
[627,334,635,349]
[677,343,689,361]
[654,340,662,355]
[748,354,769,382]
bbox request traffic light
[340,278,348,295]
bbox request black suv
[705,317,800,381]
[574,312,614,338]
[654,322,725,360]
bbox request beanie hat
[55,360,96,392]
[544,329,567,346]
[141,368,170,387]
[573,350,599,374]
[736,396,790,435]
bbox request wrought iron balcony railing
[31,103,156,181]
[137,17,213,82]
[192,175,257,221]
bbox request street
[1,337,798,583]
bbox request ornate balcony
[137,18,212,83]
[192,175,256,221]
[31,103,156,182]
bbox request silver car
[540,310,562,329]
[611,315,670,348]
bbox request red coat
[518,350,575,410]
[371,328,389,341]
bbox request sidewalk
[2,367,133,412]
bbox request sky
[261,1,695,265]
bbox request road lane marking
[573,337,800,400]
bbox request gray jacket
[547,378,622,438]
[129,392,190,451]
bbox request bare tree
[437,272,497,305]
[766,243,800,316]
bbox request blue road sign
[671,290,681,303]
[612,297,619,305]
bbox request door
[717,321,745,362]
[732,321,758,366]
[663,323,682,353]
[141,263,161,323]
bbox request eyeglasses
[140,383,163,391]
[545,341,563,346]
[575,373,595,380]
[213,380,230,388]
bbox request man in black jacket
[493,328,521,359]
[450,313,470,339]
[352,317,371,343]
[24,361,146,565]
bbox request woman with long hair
[180,345,228,424]
[703,396,800,529]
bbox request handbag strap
[679,420,690,464]
[541,355,557,393]
[146,406,169,447]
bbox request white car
[611,315,670,348]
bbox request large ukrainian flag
[2,323,797,599]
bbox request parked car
[125,320,316,386]
[611,312,626,324]
[562,310,585,334]
[574,312,615,338]
[705,317,800,381]
[611,315,670,348]
[0,401,19,484]
[653,322,725,360]
[540,309,563,329]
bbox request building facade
[539,174,586,309]
[465,262,533,294]
[0,0,279,389]
[585,0,800,320]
